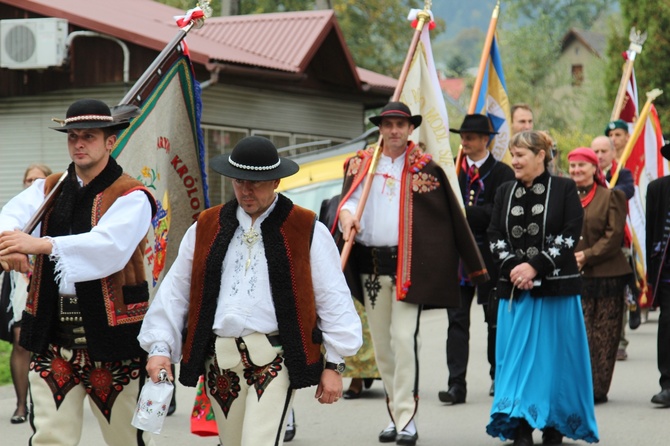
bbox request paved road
[2,308,668,445]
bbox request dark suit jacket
[605,166,635,200]
[459,155,515,302]
[646,176,670,305]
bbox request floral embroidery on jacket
[345,150,367,177]
[411,172,439,193]
[407,151,432,173]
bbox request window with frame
[571,64,584,87]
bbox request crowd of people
[1,97,669,446]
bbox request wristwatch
[325,361,346,374]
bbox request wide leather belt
[353,244,398,276]
[54,294,87,349]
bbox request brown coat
[337,143,489,308]
[576,185,631,278]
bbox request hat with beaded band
[209,136,299,181]
[50,98,133,132]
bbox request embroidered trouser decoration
[364,274,382,308]
[31,345,84,409]
[243,354,283,400]
[31,344,143,421]
[206,361,241,418]
[206,335,285,419]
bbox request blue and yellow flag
[475,36,511,163]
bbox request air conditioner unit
[0,18,68,69]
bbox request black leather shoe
[594,394,608,404]
[343,388,362,399]
[379,427,397,443]
[629,305,641,329]
[542,427,563,445]
[651,388,670,406]
[284,424,296,442]
[396,431,418,446]
[513,420,533,446]
[489,380,495,397]
[167,396,176,416]
[438,386,466,404]
[284,409,296,442]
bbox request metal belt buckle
[59,294,82,323]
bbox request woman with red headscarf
[569,147,632,404]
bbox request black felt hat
[449,114,497,135]
[50,99,135,132]
[369,101,422,128]
[661,142,670,161]
[210,136,299,181]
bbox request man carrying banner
[440,114,514,406]
[646,143,670,407]
[0,99,157,446]
[139,136,362,446]
[336,101,488,445]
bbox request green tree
[509,0,613,39]
[499,0,615,136]
[607,1,670,130]
[447,54,468,77]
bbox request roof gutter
[206,62,307,82]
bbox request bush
[0,341,12,385]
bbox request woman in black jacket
[485,132,599,445]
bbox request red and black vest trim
[20,160,156,362]
[180,194,324,389]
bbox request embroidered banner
[112,52,209,295]
[401,9,462,206]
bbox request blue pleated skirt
[486,291,599,443]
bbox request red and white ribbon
[407,8,436,30]
[174,6,205,28]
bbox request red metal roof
[8,0,396,91]
[439,77,466,100]
[193,10,336,72]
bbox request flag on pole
[616,61,667,307]
[474,36,511,164]
[400,9,462,205]
[112,43,209,295]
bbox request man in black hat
[0,98,157,445]
[336,102,488,445]
[438,114,514,405]
[645,142,670,407]
[139,136,362,446]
